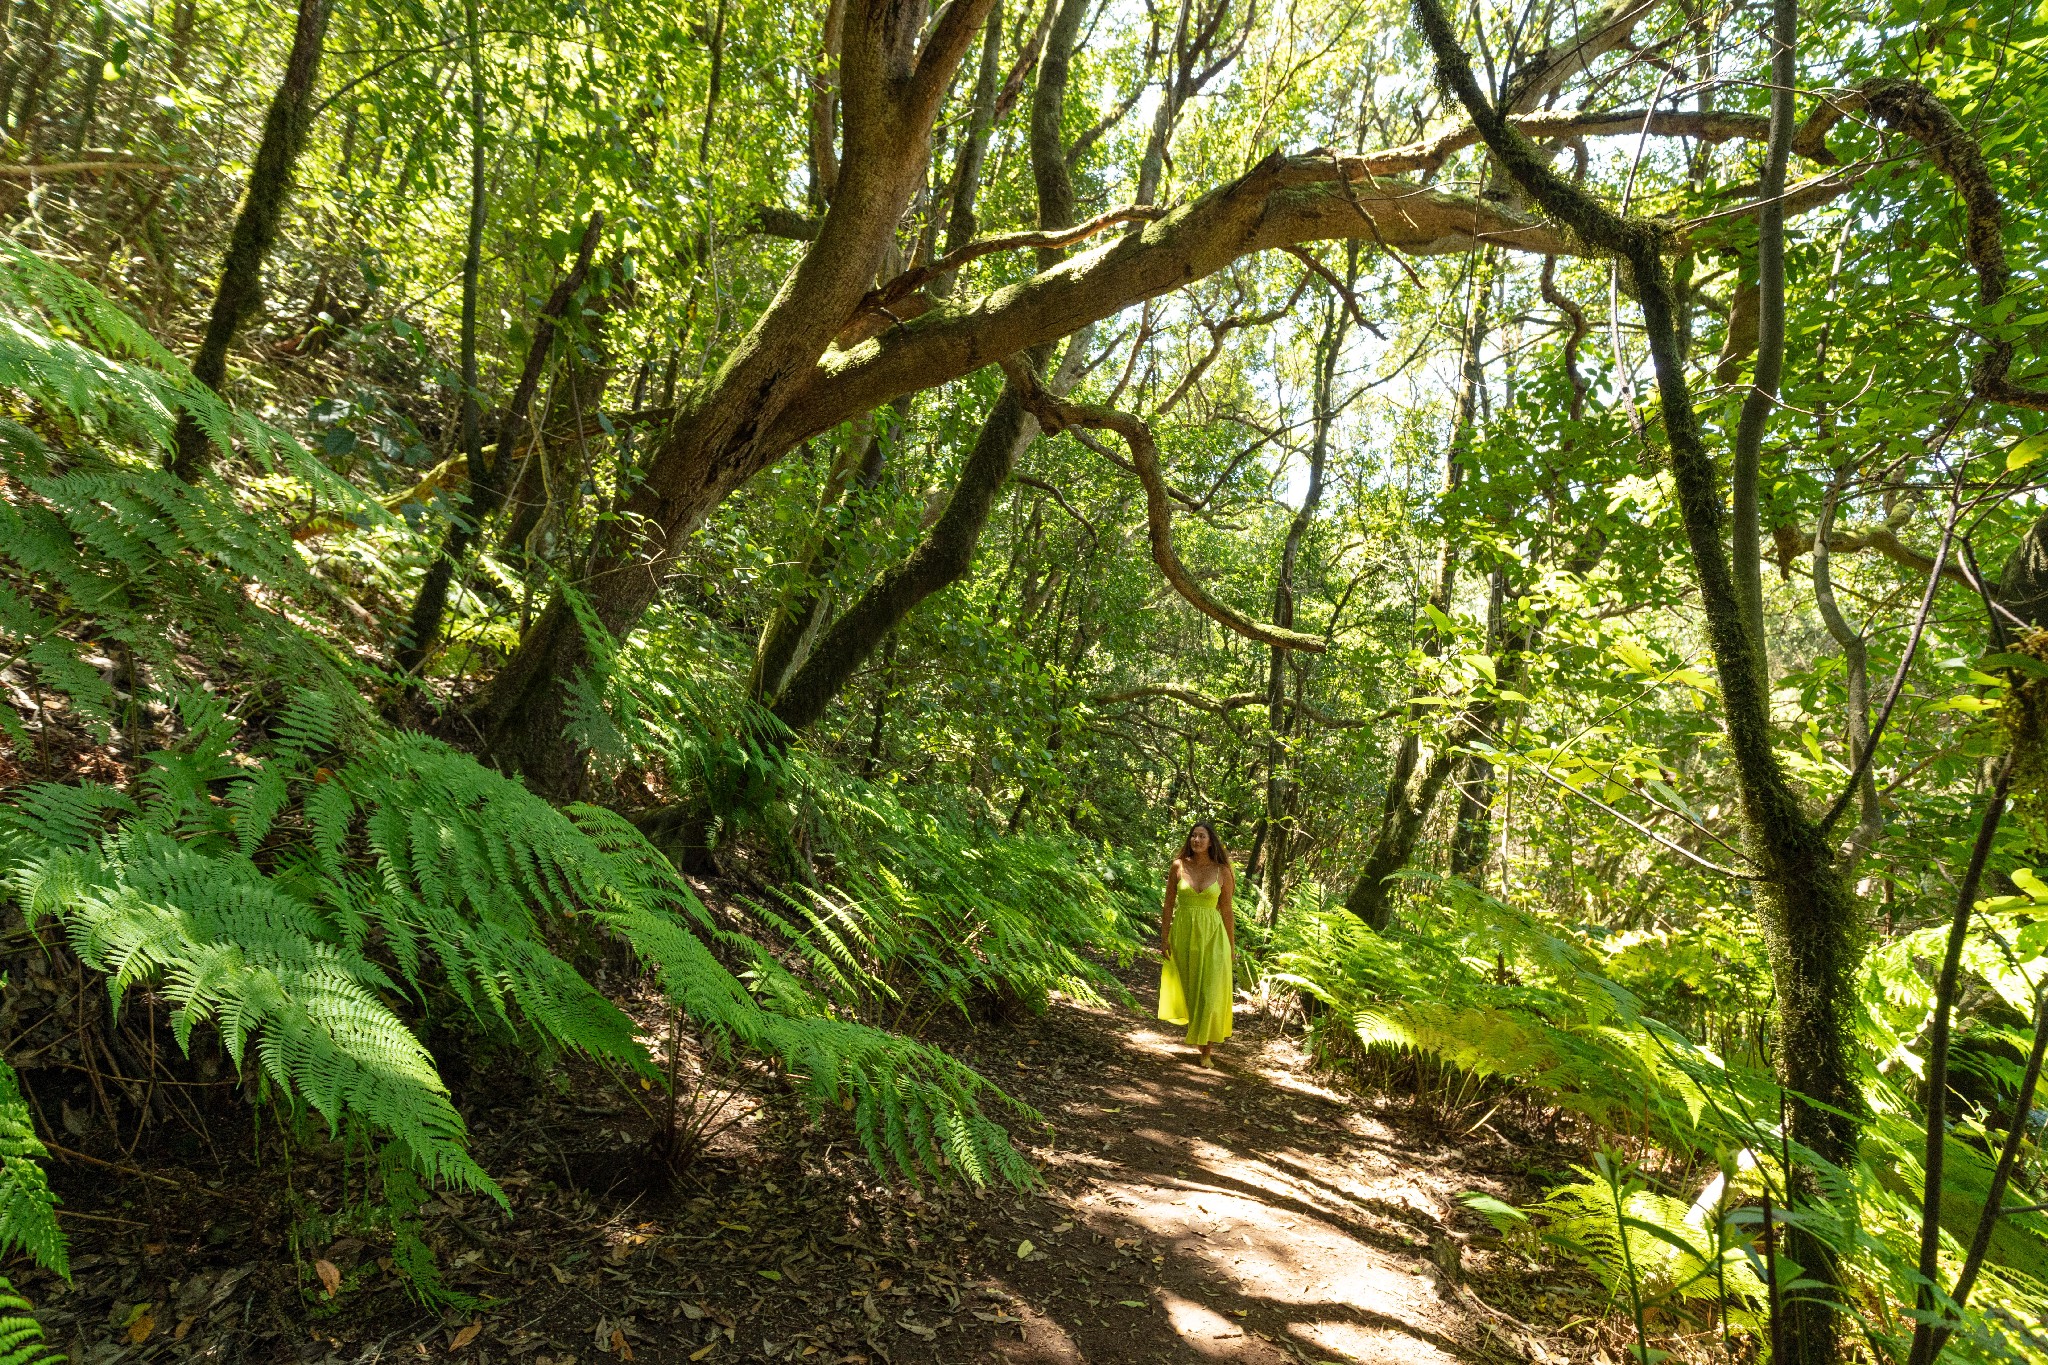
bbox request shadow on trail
[951,965,1524,1364]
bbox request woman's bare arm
[1161,859,1180,945]
[1220,861,1236,950]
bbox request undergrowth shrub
[578,606,1152,1027]
[0,250,1051,1315]
[1261,872,2048,1362]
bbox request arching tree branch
[1006,360,1327,654]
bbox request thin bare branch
[1006,359,1327,653]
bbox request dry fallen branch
[1004,358,1326,654]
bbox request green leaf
[2009,432,2048,471]
[1458,1192,1529,1232]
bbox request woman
[1157,820,1236,1066]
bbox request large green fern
[582,606,1149,1023]
[0,246,1055,1333]
[2,687,1043,1197]
[0,1277,59,1365]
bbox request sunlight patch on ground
[988,1285,1087,1364]
[1159,1288,1256,1355]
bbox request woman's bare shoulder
[1166,856,1185,878]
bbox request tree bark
[753,5,1005,709]
[1449,569,1506,881]
[743,0,1093,735]
[1342,722,1475,930]
[168,0,331,480]
[748,420,888,704]
[395,212,602,676]
[1728,0,1796,678]
[497,264,628,559]
[472,0,1003,793]
[470,1,1799,789]
[771,382,1039,733]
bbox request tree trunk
[395,215,602,676]
[753,7,1002,710]
[1411,6,1859,1357]
[471,0,1002,792]
[1342,726,1472,930]
[771,382,1039,733]
[748,420,889,704]
[1449,568,1506,881]
[69,2,105,151]
[1341,249,1490,926]
[498,266,627,560]
[1263,263,1346,924]
[759,0,1088,734]
[168,0,331,480]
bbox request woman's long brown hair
[1178,820,1228,867]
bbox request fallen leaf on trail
[972,1311,1022,1325]
[315,1259,342,1297]
[1015,1239,1034,1259]
[450,1322,481,1350]
[173,1317,195,1342]
[688,1347,714,1361]
[757,1269,782,1281]
[1117,1300,1146,1308]
[611,1328,633,1359]
[681,1302,705,1320]
[126,1310,155,1344]
[1051,1221,1072,1233]
[897,1319,937,1341]
[877,1277,892,1290]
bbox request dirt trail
[949,970,1531,1364]
[25,962,1551,1365]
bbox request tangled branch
[1003,358,1327,653]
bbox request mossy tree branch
[1409,0,1860,1356]
[168,0,331,481]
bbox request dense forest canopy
[0,0,2043,1358]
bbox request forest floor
[24,953,1610,1365]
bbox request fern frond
[0,1275,61,1365]
[0,1056,62,1279]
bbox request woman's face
[1188,826,1210,859]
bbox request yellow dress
[1158,877,1233,1045]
